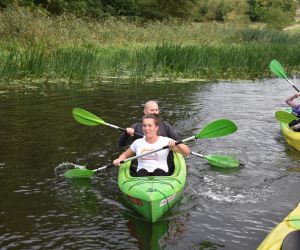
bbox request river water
[1,79,300,249]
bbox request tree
[248,0,297,27]
[197,0,249,22]
[138,0,200,20]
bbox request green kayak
[118,152,186,223]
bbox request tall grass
[0,7,300,83]
[1,43,300,83]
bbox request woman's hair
[142,114,159,127]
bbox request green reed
[1,43,300,83]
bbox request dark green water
[1,79,300,249]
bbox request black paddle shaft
[292,85,300,92]
[118,127,143,137]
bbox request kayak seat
[129,152,175,177]
[289,119,300,132]
[281,230,300,250]
[167,151,175,175]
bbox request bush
[248,0,297,28]
[239,28,290,44]
[0,0,11,9]
[197,0,249,23]
[261,7,294,30]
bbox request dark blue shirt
[292,105,300,117]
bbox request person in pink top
[286,92,300,117]
[113,114,190,176]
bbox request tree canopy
[0,0,297,28]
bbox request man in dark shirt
[118,100,179,147]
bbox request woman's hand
[169,140,190,156]
[113,158,122,167]
[113,149,134,166]
[168,139,176,149]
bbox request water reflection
[66,178,93,190]
[2,79,300,249]
[125,215,188,250]
[190,241,225,249]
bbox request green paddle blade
[204,155,240,168]
[72,108,105,126]
[196,119,237,139]
[270,59,287,79]
[275,111,297,124]
[64,168,96,179]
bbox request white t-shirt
[130,136,172,173]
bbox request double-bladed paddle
[270,59,300,92]
[270,60,300,124]
[275,110,297,124]
[64,118,238,178]
[71,108,240,168]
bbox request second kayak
[279,108,300,151]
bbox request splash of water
[54,162,86,177]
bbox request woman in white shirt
[113,114,190,176]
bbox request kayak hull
[118,152,186,223]
[280,109,300,151]
[257,203,300,250]
[280,122,300,151]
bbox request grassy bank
[1,8,300,84]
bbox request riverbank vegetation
[0,0,299,85]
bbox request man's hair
[144,100,158,108]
